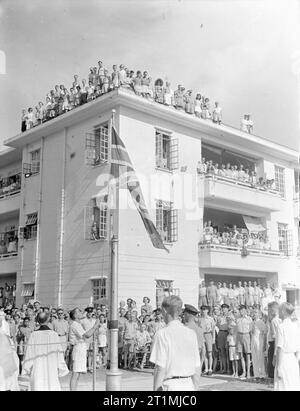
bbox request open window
[19,212,38,240]
[155,130,179,171]
[85,123,109,166]
[156,200,178,243]
[84,197,108,240]
[23,149,41,177]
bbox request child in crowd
[227,326,239,377]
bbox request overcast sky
[0,0,299,150]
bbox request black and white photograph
[0,0,300,394]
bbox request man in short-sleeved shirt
[150,296,200,391]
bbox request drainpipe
[58,128,67,306]
[34,136,45,300]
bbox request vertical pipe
[58,128,67,306]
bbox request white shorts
[162,377,195,391]
[72,343,87,373]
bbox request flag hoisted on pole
[110,126,169,253]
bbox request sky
[0,0,300,151]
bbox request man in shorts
[236,305,252,379]
[123,312,138,369]
[199,305,215,376]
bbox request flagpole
[106,109,122,391]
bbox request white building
[1,87,300,310]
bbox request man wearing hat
[216,304,231,374]
[236,305,253,379]
[199,305,215,376]
[183,304,205,379]
[81,307,96,373]
[150,296,200,391]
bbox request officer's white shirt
[150,319,200,380]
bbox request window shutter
[286,229,293,256]
[85,132,96,165]
[155,132,163,168]
[170,137,179,170]
[170,208,178,242]
[99,126,109,163]
[84,201,95,240]
[156,201,163,234]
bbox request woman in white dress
[274,303,300,391]
[251,309,267,379]
[69,308,99,391]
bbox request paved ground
[58,368,273,391]
[19,368,273,391]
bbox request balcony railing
[203,173,282,197]
[0,173,21,199]
[199,243,284,257]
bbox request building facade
[1,88,300,310]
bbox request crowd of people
[1,288,299,391]
[201,221,271,251]
[0,174,21,197]
[20,60,254,133]
[197,158,276,191]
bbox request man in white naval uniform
[150,295,200,391]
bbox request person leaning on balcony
[224,163,232,178]
[0,241,8,255]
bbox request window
[156,200,178,243]
[19,212,38,240]
[274,166,285,197]
[278,223,293,256]
[85,123,109,166]
[23,149,41,176]
[155,279,180,308]
[155,131,178,171]
[21,283,34,303]
[84,198,108,240]
[92,278,107,305]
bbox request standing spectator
[81,307,96,373]
[216,304,230,374]
[16,316,32,374]
[240,114,249,132]
[194,94,202,118]
[183,304,205,377]
[52,308,69,357]
[150,296,200,391]
[163,81,173,106]
[266,301,281,379]
[123,312,139,369]
[212,101,222,124]
[199,305,215,376]
[247,115,254,133]
[21,109,27,132]
[26,108,34,130]
[207,281,217,308]
[111,65,120,89]
[0,325,19,391]
[274,303,300,391]
[141,297,152,316]
[198,281,208,308]
[97,314,107,367]
[227,326,239,377]
[68,308,99,391]
[251,308,267,379]
[236,305,252,379]
[22,312,69,391]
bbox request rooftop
[4,88,299,165]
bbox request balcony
[202,174,284,215]
[0,173,21,215]
[199,243,286,273]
